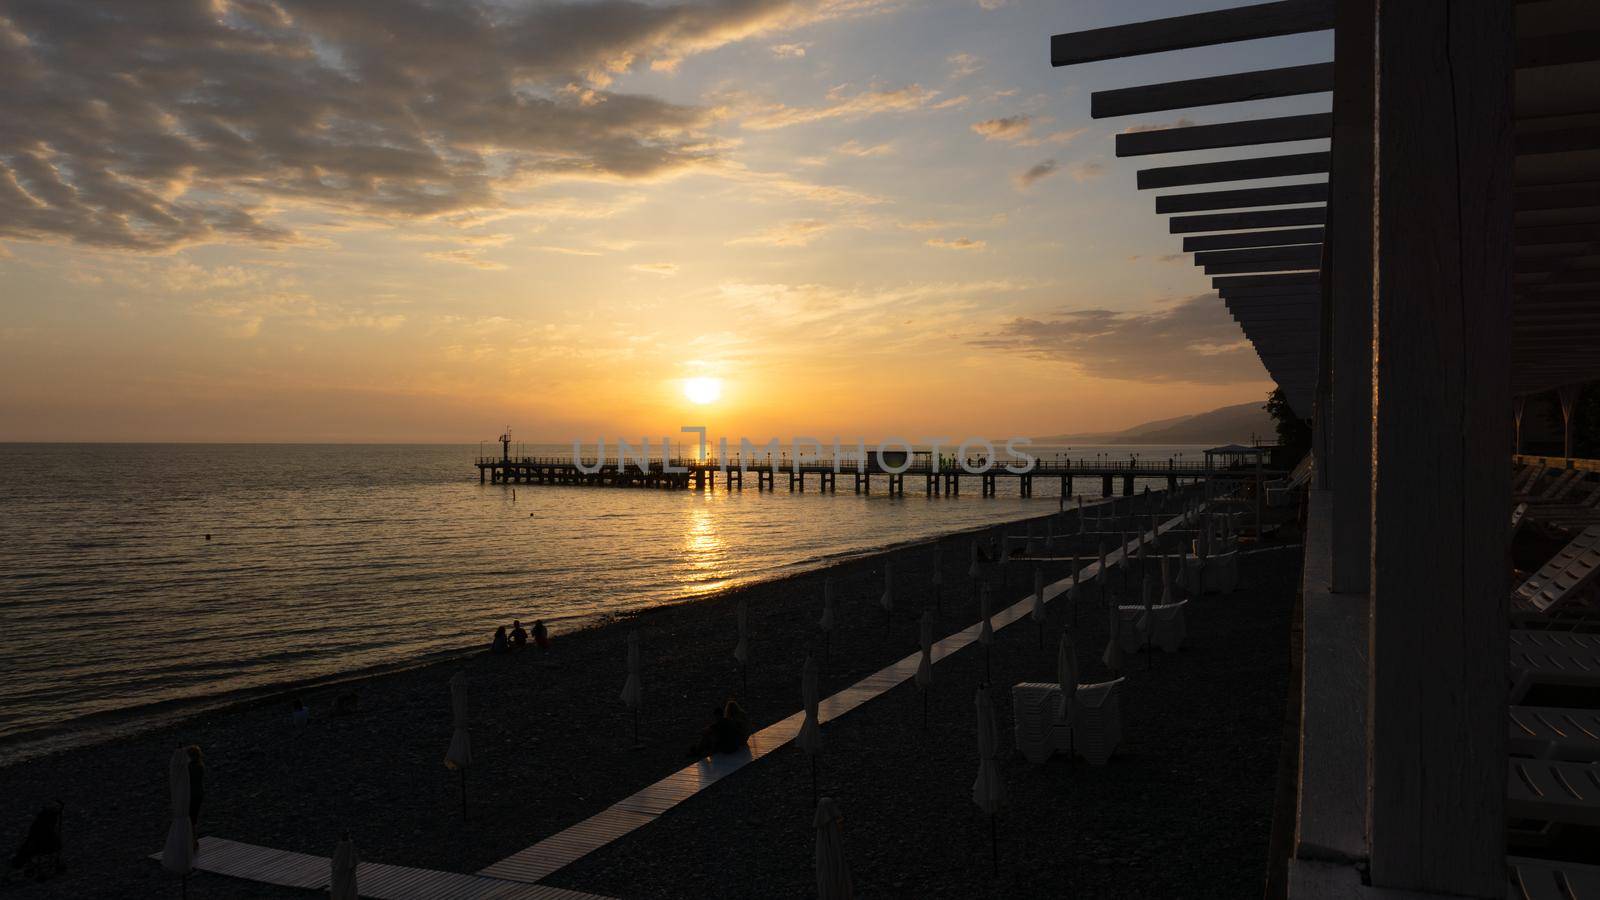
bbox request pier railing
[474,455,1247,475]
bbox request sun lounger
[1511,706,1600,762]
[1010,678,1124,766]
[1513,526,1600,617]
[1507,855,1600,900]
[1181,551,1238,596]
[1510,630,1600,698]
[1115,600,1189,653]
[1507,758,1600,828]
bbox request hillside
[1037,401,1273,445]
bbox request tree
[1264,388,1312,461]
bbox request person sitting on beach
[510,620,528,652]
[719,699,750,752]
[532,620,549,652]
[291,696,309,726]
[491,626,509,655]
[687,706,726,758]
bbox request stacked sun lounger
[1009,678,1124,767]
[1507,856,1600,899]
[1509,706,1600,762]
[1114,600,1189,653]
[1513,526,1600,618]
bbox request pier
[475,450,1276,497]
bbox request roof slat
[1117,113,1332,157]
[1051,0,1334,67]
[1093,63,1333,119]
[1156,183,1327,214]
[1171,206,1327,233]
[1182,226,1325,251]
[1138,151,1330,189]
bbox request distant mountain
[1037,401,1273,445]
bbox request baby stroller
[10,800,64,879]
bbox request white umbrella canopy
[814,798,854,900]
[1056,631,1079,724]
[978,585,994,647]
[445,671,472,770]
[620,630,642,710]
[797,653,822,756]
[819,578,836,632]
[1102,597,1124,672]
[161,747,194,875]
[330,836,358,900]
[972,689,1006,816]
[734,598,750,668]
[879,562,895,615]
[916,611,934,689]
[1030,567,1046,624]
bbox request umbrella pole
[990,813,999,877]
[984,644,991,685]
[633,707,640,746]
[1037,620,1043,651]
[811,754,818,804]
[741,664,748,700]
[922,688,928,730]
[461,768,468,823]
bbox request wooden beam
[1157,183,1328,214]
[1213,272,1321,289]
[1207,259,1321,275]
[1516,30,1600,69]
[1196,245,1324,266]
[1516,223,1600,245]
[1051,0,1334,67]
[1367,1,1511,893]
[1183,227,1325,251]
[1138,152,1330,190]
[1517,126,1600,156]
[1092,64,1334,119]
[1221,286,1323,299]
[1517,182,1600,211]
[1171,206,1327,233]
[1117,113,1332,157]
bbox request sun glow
[683,377,723,405]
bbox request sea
[0,441,1205,762]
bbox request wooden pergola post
[1559,384,1581,463]
[1328,0,1374,594]
[1513,395,1526,454]
[1367,1,1511,894]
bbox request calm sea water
[0,442,1202,759]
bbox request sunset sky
[0,0,1330,443]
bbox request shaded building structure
[1049,1,1600,896]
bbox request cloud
[630,262,680,276]
[947,52,983,79]
[926,237,986,251]
[1068,160,1108,182]
[1014,159,1060,189]
[425,249,508,270]
[1120,117,1196,134]
[771,42,810,58]
[977,0,1007,9]
[728,219,831,247]
[834,140,895,158]
[972,115,1034,142]
[0,0,892,252]
[968,294,1264,383]
[740,84,943,130]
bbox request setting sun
[683,377,723,405]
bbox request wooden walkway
[477,505,1200,885]
[148,837,612,899]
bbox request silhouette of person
[491,626,509,655]
[510,620,528,652]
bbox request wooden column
[1329,0,1375,594]
[1559,384,1581,462]
[1367,1,1511,894]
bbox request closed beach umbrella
[161,747,194,877]
[879,561,895,622]
[330,835,357,900]
[1056,630,1078,725]
[798,653,822,798]
[620,629,643,744]
[814,798,854,900]
[1070,553,1083,627]
[1102,596,1124,673]
[445,671,472,819]
[978,584,994,683]
[1097,542,1109,600]
[916,610,934,727]
[972,688,1006,875]
[1139,571,1154,667]
[1030,567,1046,649]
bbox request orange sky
[0,1,1325,442]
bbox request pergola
[1049,1,1600,896]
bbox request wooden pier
[476,453,1274,497]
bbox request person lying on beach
[491,626,509,655]
[532,620,550,652]
[510,620,528,652]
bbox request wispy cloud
[926,237,986,251]
[1014,159,1060,189]
[947,52,983,79]
[972,115,1034,142]
[728,220,832,247]
[741,84,944,130]
[630,262,680,276]
[969,294,1263,384]
[834,140,895,157]
[770,42,811,58]
[425,249,508,270]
